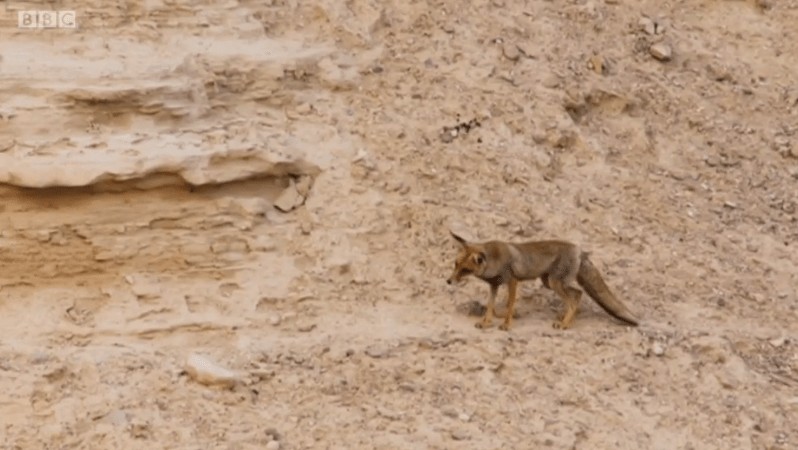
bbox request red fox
[446,231,639,331]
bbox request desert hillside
[1,0,796,448]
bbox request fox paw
[498,322,513,331]
[552,321,563,329]
[475,320,491,329]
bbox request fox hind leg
[548,278,582,330]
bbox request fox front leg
[475,284,499,329]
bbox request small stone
[541,73,561,89]
[639,17,656,35]
[649,43,672,61]
[29,352,50,365]
[294,175,313,197]
[131,280,162,300]
[99,410,129,427]
[769,337,786,348]
[398,383,417,392]
[652,343,665,356]
[441,406,459,418]
[451,430,469,441]
[365,345,389,358]
[252,235,277,252]
[184,353,239,388]
[458,413,470,422]
[588,55,605,75]
[265,440,280,450]
[264,428,281,441]
[377,407,403,420]
[517,43,538,59]
[296,322,317,333]
[273,179,306,213]
[269,315,282,326]
[502,42,520,61]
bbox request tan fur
[446,231,639,330]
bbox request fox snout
[446,269,462,285]
[446,268,467,285]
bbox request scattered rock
[651,343,665,356]
[441,405,460,418]
[296,322,317,333]
[456,300,487,317]
[127,276,162,300]
[502,42,521,61]
[639,17,656,35]
[251,235,277,252]
[451,430,469,441]
[769,337,787,348]
[649,43,672,61]
[541,73,561,88]
[184,353,239,388]
[294,175,314,197]
[716,356,754,390]
[588,55,606,75]
[377,406,403,420]
[398,382,417,392]
[274,178,307,213]
[264,428,281,441]
[365,345,390,359]
[265,440,280,450]
[439,117,482,143]
[99,410,130,427]
[29,352,50,365]
[517,42,538,59]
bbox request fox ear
[473,252,486,265]
[450,231,468,247]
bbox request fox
[445,231,639,331]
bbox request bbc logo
[18,11,76,28]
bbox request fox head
[446,231,487,285]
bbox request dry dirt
[1,0,798,448]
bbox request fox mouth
[446,270,471,285]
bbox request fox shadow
[454,287,609,323]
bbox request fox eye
[474,254,484,265]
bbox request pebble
[184,353,239,388]
[273,179,306,213]
[451,430,469,441]
[652,343,665,356]
[365,345,390,358]
[265,440,280,450]
[639,17,656,35]
[502,42,521,61]
[769,337,786,348]
[296,322,317,333]
[441,405,459,418]
[649,43,672,61]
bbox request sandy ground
[1,0,797,448]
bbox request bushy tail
[576,253,639,326]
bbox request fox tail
[576,253,639,326]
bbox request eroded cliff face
[1,0,797,448]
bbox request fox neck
[472,242,511,285]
